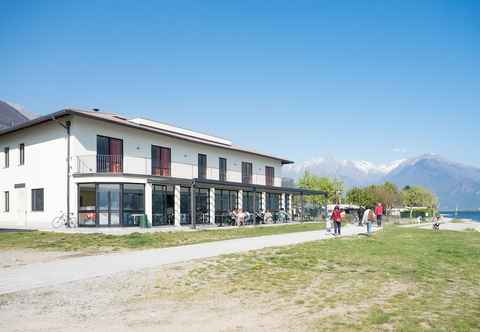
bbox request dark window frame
[96,135,124,173]
[4,147,9,168]
[152,184,175,226]
[77,183,145,227]
[19,143,25,166]
[198,154,207,179]
[241,162,253,184]
[31,188,44,212]
[151,145,171,176]
[219,157,227,182]
[265,166,275,186]
[4,191,9,212]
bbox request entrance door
[15,187,27,227]
[97,184,121,226]
[152,185,175,226]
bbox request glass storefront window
[78,183,144,227]
[123,184,145,226]
[215,189,238,224]
[152,185,175,226]
[196,188,210,224]
[180,186,191,225]
[79,184,96,226]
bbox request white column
[238,189,243,210]
[261,192,266,211]
[174,185,181,226]
[209,188,215,224]
[145,182,153,225]
[287,194,293,217]
[281,193,286,210]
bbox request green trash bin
[135,214,150,228]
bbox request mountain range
[283,154,480,210]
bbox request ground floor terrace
[75,175,325,228]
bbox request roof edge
[0,108,294,164]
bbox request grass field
[165,226,480,331]
[0,222,325,252]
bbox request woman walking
[362,207,375,236]
[330,206,343,236]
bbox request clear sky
[1,1,479,166]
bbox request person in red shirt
[330,205,343,236]
[375,203,384,227]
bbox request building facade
[0,109,317,229]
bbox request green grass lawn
[0,222,325,252]
[170,226,480,331]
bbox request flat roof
[0,109,294,164]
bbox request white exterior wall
[0,114,287,229]
[71,116,283,186]
[0,121,69,229]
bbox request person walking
[375,203,384,228]
[362,207,375,236]
[357,206,365,226]
[331,205,343,236]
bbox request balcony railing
[74,154,281,186]
[96,154,123,173]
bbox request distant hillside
[0,100,36,130]
[284,154,480,210]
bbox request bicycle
[52,211,77,228]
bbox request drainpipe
[52,116,72,227]
[66,121,71,226]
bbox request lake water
[440,211,480,222]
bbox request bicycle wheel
[51,216,64,228]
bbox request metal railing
[74,154,281,186]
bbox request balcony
[74,154,280,186]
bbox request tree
[346,182,402,209]
[401,186,438,208]
[297,171,343,205]
[346,187,374,207]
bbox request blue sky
[1,1,479,166]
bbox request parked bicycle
[51,211,77,228]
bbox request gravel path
[0,224,368,295]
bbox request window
[241,162,252,184]
[19,143,25,165]
[180,186,191,225]
[31,188,44,211]
[198,154,207,179]
[219,158,227,182]
[4,147,9,168]
[4,191,9,212]
[123,184,145,226]
[97,184,121,226]
[151,145,171,176]
[242,191,254,213]
[256,192,263,211]
[266,192,280,212]
[78,184,96,226]
[152,185,175,226]
[96,136,123,173]
[195,188,210,224]
[215,189,238,224]
[266,166,275,186]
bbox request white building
[0,109,320,229]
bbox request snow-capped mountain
[283,154,480,210]
[283,156,406,187]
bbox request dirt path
[0,225,368,295]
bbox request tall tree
[297,171,343,204]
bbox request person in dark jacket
[357,206,365,226]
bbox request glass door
[152,185,175,226]
[97,184,121,226]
